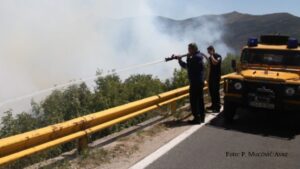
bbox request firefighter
[207,45,222,112]
[174,43,207,124]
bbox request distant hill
[155,12,300,53]
[222,12,300,51]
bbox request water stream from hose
[0,59,165,107]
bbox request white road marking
[129,110,221,169]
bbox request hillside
[155,11,300,53]
[222,11,300,51]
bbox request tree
[0,110,16,138]
[60,83,93,120]
[123,74,164,102]
[165,68,189,90]
[221,53,240,75]
[93,74,125,110]
[0,110,38,138]
[38,90,65,125]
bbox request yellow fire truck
[223,35,300,123]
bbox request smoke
[0,0,231,114]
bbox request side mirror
[231,60,237,72]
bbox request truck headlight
[285,87,296,96]
[234,82,243,90]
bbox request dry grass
[42,107,189,169]
[61,123,168,169]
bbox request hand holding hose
[165,54,189,62]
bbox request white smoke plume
[0,0,231,115]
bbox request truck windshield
[241,49,300,67]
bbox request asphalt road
[146,109,300,169]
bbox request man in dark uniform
[207,46,222,112]
[174,43,207,124]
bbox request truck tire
[224,100,237,124]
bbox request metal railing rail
[0,77,225,166]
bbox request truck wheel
[223,100,237,124]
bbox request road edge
[129,113,218,169]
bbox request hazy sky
[147,0,300,19]
[0,0,299,113]
[0,0,228,109]
[79,0,300,19]
[2,0,299,20]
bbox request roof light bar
[247,37,258,47]
[287,38,298,49]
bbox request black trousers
[189,83,205,120]
[209,76,221,109]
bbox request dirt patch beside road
[71,116,192,169]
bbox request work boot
[200,114,205,123]
[206,105,214,111]
[188,117,201,125]
[212,107,221,113]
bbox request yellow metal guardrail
[0,77,225,166]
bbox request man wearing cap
[174,43,207,124]
[207,46,222,112]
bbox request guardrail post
[170,101,177,114]
[78,136,89,154]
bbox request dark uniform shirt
[178,51,205,87]
[209,53,222,80]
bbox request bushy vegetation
[221,53,240,75]
[0,54,238,168]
